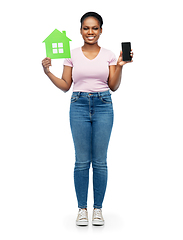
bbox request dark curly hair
[80,12,103,29]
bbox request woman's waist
[72,90,111,98]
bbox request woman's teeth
[87,36,95,40]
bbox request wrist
[45,70,51,75]
[116,64,123,70]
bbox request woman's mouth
[86,36,95,40]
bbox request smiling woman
[80,17,102,58]
[41,11,133,227]
[80,12,103,47]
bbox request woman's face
[80,17,102,45]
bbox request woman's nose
[88,28,94,34]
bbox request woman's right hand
[42,57,52,74]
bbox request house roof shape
[43,29,72,59]
[42,29,72,43]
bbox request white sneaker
[76,209,89,226]
[92,209,104,226]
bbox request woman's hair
[80,12,103,28]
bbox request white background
[0,0,183,239]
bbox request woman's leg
[92,94,114,209]
[70,94,92,209]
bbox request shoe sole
[76,221,89,226]
[92,220,104,226]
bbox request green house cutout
[43,29,72,59]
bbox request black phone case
[122,42,131,61]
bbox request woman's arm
[108,65,123,92]
[108,51,133,92]
[42,57,72,93]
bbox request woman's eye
[83,27,98,30]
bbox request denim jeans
[69,90,114,209]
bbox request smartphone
[121,42,132,61]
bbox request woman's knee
[74,160,91,171]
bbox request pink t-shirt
[63,47,117,92]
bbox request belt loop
[77,92,80,97]
[98,92,101,98]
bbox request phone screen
[122,42,131,61]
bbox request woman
[42,12,133,226]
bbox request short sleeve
[108,52,117,66]
[63,58,73,67]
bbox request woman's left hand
[117,50,133,67]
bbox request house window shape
[52,43,64,54]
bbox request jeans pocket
[71,94,79,103]
[100,94,112,104]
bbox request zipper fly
[89,96,94,120]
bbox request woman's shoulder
[68,47,82,60]
[100,47,117,65]
[101,47,115,55]
[70,47,81,54]
[63,48,81,66]
[100,47,116,59]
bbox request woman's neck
[82,43,100,52]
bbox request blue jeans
[69,90,114,209]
